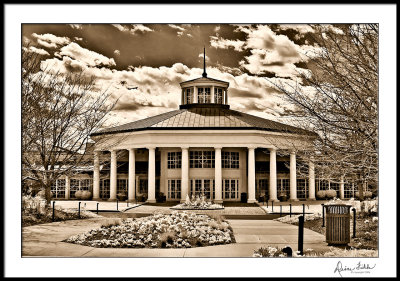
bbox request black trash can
[324,204,351,245]
[241,192,247,203]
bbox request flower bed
[22,195,100,227]
[65,211,235,248]
[171,195,224,210]
[253,245,377,257]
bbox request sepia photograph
[4,4,397,278]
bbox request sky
[22,23,336,128]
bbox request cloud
[39,52,295,126]
[168,24,185,32]
[32,33,70,48]
[112,24,153,35]
[74,37,83,41]
[198,53,210,62]
[26,46,50,56]
[210,36,246,52]
[59,42,116,67]
[277,24,315,34]
[114,49,121,56]
[69,24,83,29]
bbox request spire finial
[202,47,207,78]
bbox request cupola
[179,48,230,109]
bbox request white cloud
[211,25,317,78]
[210,36,246,52]
[74,37,83,41]
[39,53,297,126]
[198,52,210,62]
[114,49,121,56]
[59,42,116,67]
[27,46,50,56]
[168,24,185,32]
[69,24,83,29]
[277,24,315,34]
[112,24,153,35]
[32,33,70,48]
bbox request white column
[65,175,70,200]
[308,160,316,200]
[193,86,198,103]
[93,151,100,200]
[180,147,189,202]
[109,150,117,201]
[128,148,136,202]
[247,147,256,203]
[339,176,345,199]
[269,148,278,202]
[147,147,156,203]
[214,147,222,203]
[211,86,215,103]
[289,151,298,201]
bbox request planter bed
[65,211,235,248]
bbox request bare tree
[267,24,378,200]
[22,46,117,204]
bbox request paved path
[125,204,266,216]
[22,217,330,257]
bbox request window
[117,179,128,195]
[139,179,148,194]
[190,151,215,168]
[51,179,66,199]
[222,151,239,168]
[223,179,239,200]
[214,88,223,104]
[316,179,330,191]
[70,179,80,198]
[190,179,214,199]
[185,88,192,104]
[197,87,211,103]
[277,178,289,196]
[100,179,110,199]
[167,152,182,169]
[330,182,340,194]
[344,182,355,199]
[256,179,268,198]
[168,179,181,200]
[296,178,308,199]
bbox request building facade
[49,64,365,203]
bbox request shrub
[325,189,337,199]
[355,191,373,200]
[316,190,326,199]
[159,231,176,248]
[364,191,373,199]
[81,191,92,200]
[74,190,83,199]
[253,246,288,257]
[117,192,127,201]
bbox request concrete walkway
[22,217,330,257]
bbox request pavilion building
[87,54,323,204]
